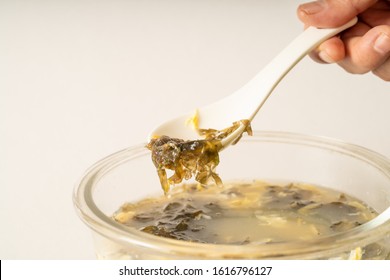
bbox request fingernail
[374,33,390,54]
[299,1,325,15]
[318,50,335,63]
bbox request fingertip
[373,32,390,55]
[297,1,347,28]
[321,37,346,62]
[297,0,376,28]
[317,50,336,63]
[311,37,346,64]
[297,1,326,25]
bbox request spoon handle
[241,17,358,121]
[149,18,358,145]
[217,17,358,147]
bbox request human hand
[297,0,390,81]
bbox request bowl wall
[74,131,390,259]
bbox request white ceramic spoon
[149,18,357,147]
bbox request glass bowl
[73,131,390,259]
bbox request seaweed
[146,120,252,193]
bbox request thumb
[297,0,378,27]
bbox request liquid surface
[113,181,378,245]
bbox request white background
[1,0,389,259]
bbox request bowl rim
[73,131,390,259]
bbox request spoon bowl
[149,18,358,147]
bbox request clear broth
[113,181,378,246]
